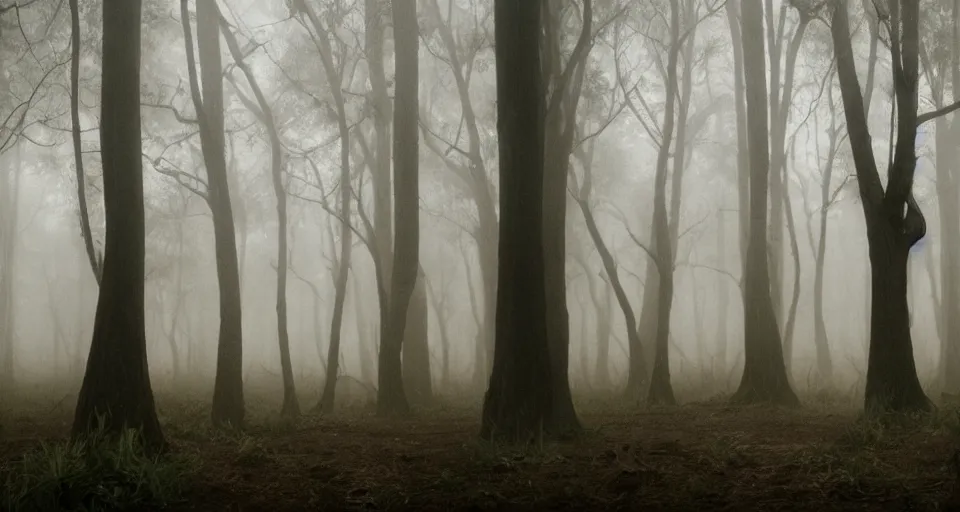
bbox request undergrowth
[1,422,196,511]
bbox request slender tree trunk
[219,15,299,417]
[726,0,750,294]
[716,208,729,374]
[731,0,798,406]
[181,0,245,428]
[0,143,20,390]
[69,0,101,285]
[72,0,165,447]
[378,0,418,416]
[481,0,553,441]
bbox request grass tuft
[1,421,195,512]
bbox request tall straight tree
[481,0,553,441]
[731,0,798,406]
[378,0,419,416]
[72,0,165,447]
[180,0,245,427]
[829,0,960,411]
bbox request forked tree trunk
[219,15,299,418]
[481,0,554,442]
[830,0,931,412]
[72,0,165,448]
[181,0,245,428]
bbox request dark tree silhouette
[72,0,165,448]
[481,0,553,442]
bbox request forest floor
[2,383,960,511]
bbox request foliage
[0,420,195,512]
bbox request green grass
[1,421,196,511]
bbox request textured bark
[69,0,101,285]
[296,0,355,416]
[378,0,418,417]
[481,0,553,442]
[181,0,245,428]
[731,0,799,406]
[830,0,930,412]
[72,0,165,447]
[219,14,299,417]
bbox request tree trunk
[365,0,393,286]
[716,208,729,374]
[731,0,798,406]
[69,0,101,285]
[829,0,930,413]
[72,0,165,447]
[218,14,299,418]
[0,142,20,390]
[402,268,432,407]
[181,0,245,428]
[725,0,750,295]
[378,0,418,417]
[481,0,553,442]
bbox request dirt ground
[2,386,960,511]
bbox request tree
[219,14,300,418]
[829,0,960,412]
[72,0,165,447]
[378,0,419,416]
[542,0,591,432]
[290,0,356,415]
[480,0,553,442]
[179,0,245,427]
[730,0,798,406]
[69,0,101,285]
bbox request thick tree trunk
[731,0,798,406]
[402,269,432,407]
[181,0,245,428]
[72,0,165,447]
[481,0,554,442]
[830,0,930,413]
[378,0,418,417]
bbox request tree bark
[181,0,245,428]
[731,0,798,406]
[72,0,165,447]
[378,0,418,416]
[481,0,554,442]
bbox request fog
[2,0,959,509]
